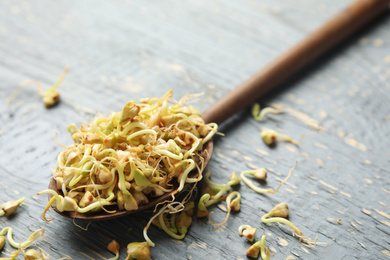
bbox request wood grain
[0,0,390,259]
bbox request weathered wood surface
[1,0,390,259]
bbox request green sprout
[251,103,283,122]
[6,66,69,109]
[238,224,257,242]
[209,191,241,226]
[0,249,21,260]
[126,241,150,260]
[197,170,240,219]
[246,235,271,259]
[24,249,46,260]
[196,170,241,226]
[260,129,313,146]
[0,197,25,216]
[107,240,120,260]
[38,65,70,108]
[149,201,194,241]
[261,202,317,247]
[241,163,297,194]
[0,227,44,249]
[260,129,298,146]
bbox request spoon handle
[202,0,390,124]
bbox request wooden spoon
[47,0,390,221]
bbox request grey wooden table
[1,0,390,259]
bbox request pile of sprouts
[38,90,218,218]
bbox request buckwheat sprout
[238,225,257,242]
[107,240,120,260]
[38,65,70,108]
[261,202,317,247]
[37,190,112,215]
[177,159,196,191]
[92,118,110,139]
[153,149,183,161]
[146,189,197,246]
[202,169,225,191]
[176,118,200,137]
[69,171,116,193]
[252,103,283,122]
[23,248,49,260]
[120,122,148,136]
[101,157,129,195]
[261,129,314,146]
[260,129,298,145]
[68,161,94,187]
[207,172,240,205]
[126,129,157,142]
[6,67,67,109]
[241,162,297,194]
[0,197,25,216]
[260,235,271,260]
[126,241,151,260]
[178,131,200,160]
[139,103,159,115]
[153,200,194,240]
[1,249,21,260]
[246,235,271,260]
[209,191,241,226]
[197,171,240,219]
[158,209,186,240]
[144,201,186,247]
[201,123,218,145]
[6,66,69,109]
[0,227,44,249]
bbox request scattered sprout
[261,202,317,247]
[107,240,120,260]
[150,201,194,241]
[246,235,271,260]
[24,249,45,260]
[6,66,69,109]
[0,197,25,216]
[38,90,217,219]
[126,241,150,260]
[0,249,21,260]
[38,66,70,108]
[197,170,241,225]
[209,191,241,226]
[251,103,283,122]
[267,202,289,218]
[253,168,267,180]
[260,129,298,145]
[238,225,257,242]
[241,163,297,194]
[260,129,313,146]
[0,227,44,249]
